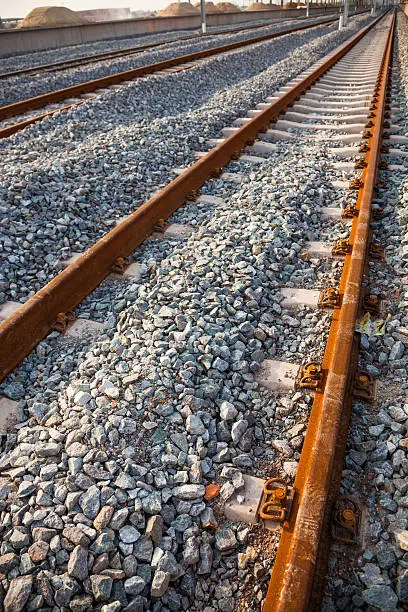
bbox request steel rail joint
[0,15,365,122]
[263,11,395,612]
[0,12,388,384]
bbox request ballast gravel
[0,12,372,306]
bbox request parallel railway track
[0,15,346,139]
[0,14,336,80]
[0,9,399,610]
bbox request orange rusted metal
[0,16,342,124]
[258,479,295,523]
[263,11,395,612]
[0,14,387,383]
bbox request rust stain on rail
[0,13,386,384]
[263,11,395,612]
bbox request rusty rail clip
[373,206,384,220]
[153,218,167,233]
[296,361,323,391]
[379,159,388,169]
[349,178,363,190]
[354,158,367,169]
[112,257,128,274]
[362,129,372,139]
[332,238,352,257]
[186,190,198,202]
[369,239,384,259]
[352,370,376,402]
[342,203,358,218]
[318,287,341,309]
[359,143,370,153]
[332,496,361,544]
[210,168,222,179]
[365,120,374,129]
[258,478,295,523]
[363,292,381,315]
[53,311,76,334]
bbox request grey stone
[79,485,100,519]
[215,528,237,552]
[231,419,248,444]
[9,529,30,549]
[35,442,61,457]
[183,536,200,566]
[133,536,153,562]
[114,472,137,490]
[119,525,140,544]
[172,484,205,500]
[157,551,182,578]
[90,575,113,602]
[362,585,398,611]
[390,341,405,361]
[142,492,162,515]
[219,401,238,421]
[123,555,138,578]
[198,543,213,575]
[68,545,88,580]
[186,415,206,435]
[124,576,146,596]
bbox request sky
[0,0,178,19]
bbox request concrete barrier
[0,7,336,57]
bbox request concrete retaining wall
[0,7,335,57]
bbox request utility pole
[344,0,348,25]
[306,0,310,16]
[200,0,206,34]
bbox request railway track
[0,8,402,611]
[0,15,346,139]
[0,14,334,81]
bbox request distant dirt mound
[216,2,240,11]
[245,2,275,9]
[157,2,200,16]
[194,2,221,13]
[18,6,88,28]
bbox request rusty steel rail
[0,16,346,124]
[0,102,86,139]
[0,15,340,81]
[263,11,395,612]
[0,13,387,384]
